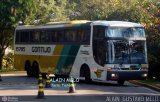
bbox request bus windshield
[107,40,147,64]
[106,27,145,38]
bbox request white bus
[14,20,148,85]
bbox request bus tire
[32,62,39,78]
[42,73,47,79]
[117,80,125,86]
[80,65,92,83]
[25,61,32,77]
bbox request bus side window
[15,31,20,43]
[65,29,77,42]
[77,27,90,44]
[79,31,85,41]
[30,31,40,43]
[93,26,105,39]
[73,31,77,42]
[41,31,47,43]
[20,31,30,43]
[57,30,64,42]
[50,30,57,43]
[93,26,106,66]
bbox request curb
[129,80,160,92]
[0,82,37,85]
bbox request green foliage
[0,67,16,72]
[0,0,72,26]
[3,51,14,69]
[1,49,15,72]
[15,0,70,24]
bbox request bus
[14,20,148,85]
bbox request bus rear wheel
[117,80,125,86]
[25,61,33,77]
[32,62,39,78]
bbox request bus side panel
[70,45,107,81]
[39,45,64,73]
[14,54,39,71]
[14,44,80,75]
[54,45,80,76]
[14,54,24,71]
[14,54,61,73]
[14,45,64,73]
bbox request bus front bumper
[107,70,148,81]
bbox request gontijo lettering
[32,47,51,53]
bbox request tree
[16,0,70,24]
[69,0,111,20]
[0,0,17,70]
[0,0,71,70]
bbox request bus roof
[91,21,143,27]
[16,20,91,30]
[16,20,143,30]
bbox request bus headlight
[111,74,116,77]
[142,73,147,77]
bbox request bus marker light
[107,68,111,71]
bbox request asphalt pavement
[0,73,159,102]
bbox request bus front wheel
[80,65,92,83]
[117,80,125,86]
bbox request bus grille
[120,67,140,70]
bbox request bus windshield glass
[107,40,147,64]
[106,27,145,38]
